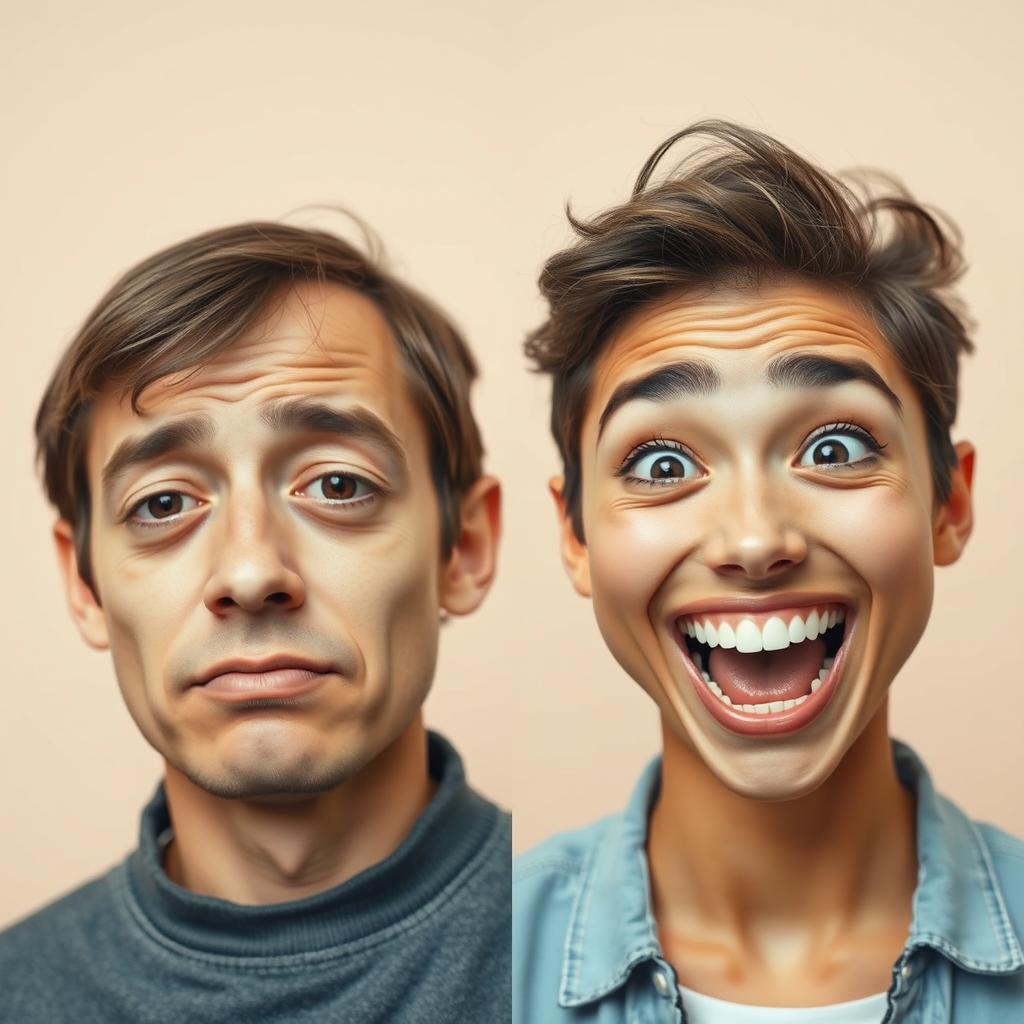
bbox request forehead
[587,280,907,428]
[87,281,422,472]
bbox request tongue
[708,638,825,704]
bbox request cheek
[99,547,196,674]
[820,486,935,662]
[586,497,699,687]
[320,516,442,696]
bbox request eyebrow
[100,398,406,502]
[596,351,902,439]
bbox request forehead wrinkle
[590,287,898,438]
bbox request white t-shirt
[678,984,889,1023]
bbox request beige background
[3,0,1022,928]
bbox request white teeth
[735,619,763,653]
[788,615,806,643]
[701,676,733,708]
[694,620,706,643]
[795,695,808,705]
[717,622,737,649]
[811,678,822,693]
[782,699,796,710]
[823,656,834,669]
[805,609,820,639]
[754,704,770,714]
[762,617,789,651]
[769,700,785,712]
[837,608,846,623]
[705,621,718,647]
[742,704,756,713]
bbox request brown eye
[130,492,199,524]
[798,429,877,469]
[307,472,373,503]
[625,446,700,484]
[149,494,184,517]
[651,457,687,478]
[811,440,850,465]
[321,474,358,500]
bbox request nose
[700,470,808,581]
[202,498,305,615]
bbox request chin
[174,734,371,800]
[670,712,857,802]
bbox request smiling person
[514,122,1024,1022]
[1,222,509,1022]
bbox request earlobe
[549,475,592,598]
[933,441,975,567]
[52,519,109,650]
[440,476,502,617]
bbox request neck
[648,705,917,965]
[162,717,434,905]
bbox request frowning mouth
[672,600,855,736]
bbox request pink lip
[674,607,856,737]
[190,655,336,703]
[198,668,331,703]
[667,591,852,621]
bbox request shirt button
[653,970,671,996]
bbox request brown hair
[525,120,974,539]
[35,220,484,595]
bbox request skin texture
[53,282,500,905]
[551,280,974,1004]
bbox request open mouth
[674,602,853,735]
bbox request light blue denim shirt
[514,740,1024,1022]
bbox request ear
[52,519,109,650]
[933,441,975,567]
[549,475,591,598]
[439,475,502,616]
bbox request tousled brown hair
[35,221,484,595]
[525,120,974,539]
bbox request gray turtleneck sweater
[0,733,511,1023]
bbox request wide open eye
[623,443,702,484]
[798,426,881,468]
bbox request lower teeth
[702,656,834,713]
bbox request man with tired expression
[2,222,510,1023]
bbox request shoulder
[972,819,1024,932]
[513,815,615,931]
[0,867,123,1003]
[515,815,614,883]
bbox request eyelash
[801,421,887,467]
[617,438,699,484]
[617,422,887,482]
[122,471,379,528]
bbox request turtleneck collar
[124,731,499,958]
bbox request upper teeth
[680,606,845,653]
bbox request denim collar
[558,739,1024,1008]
